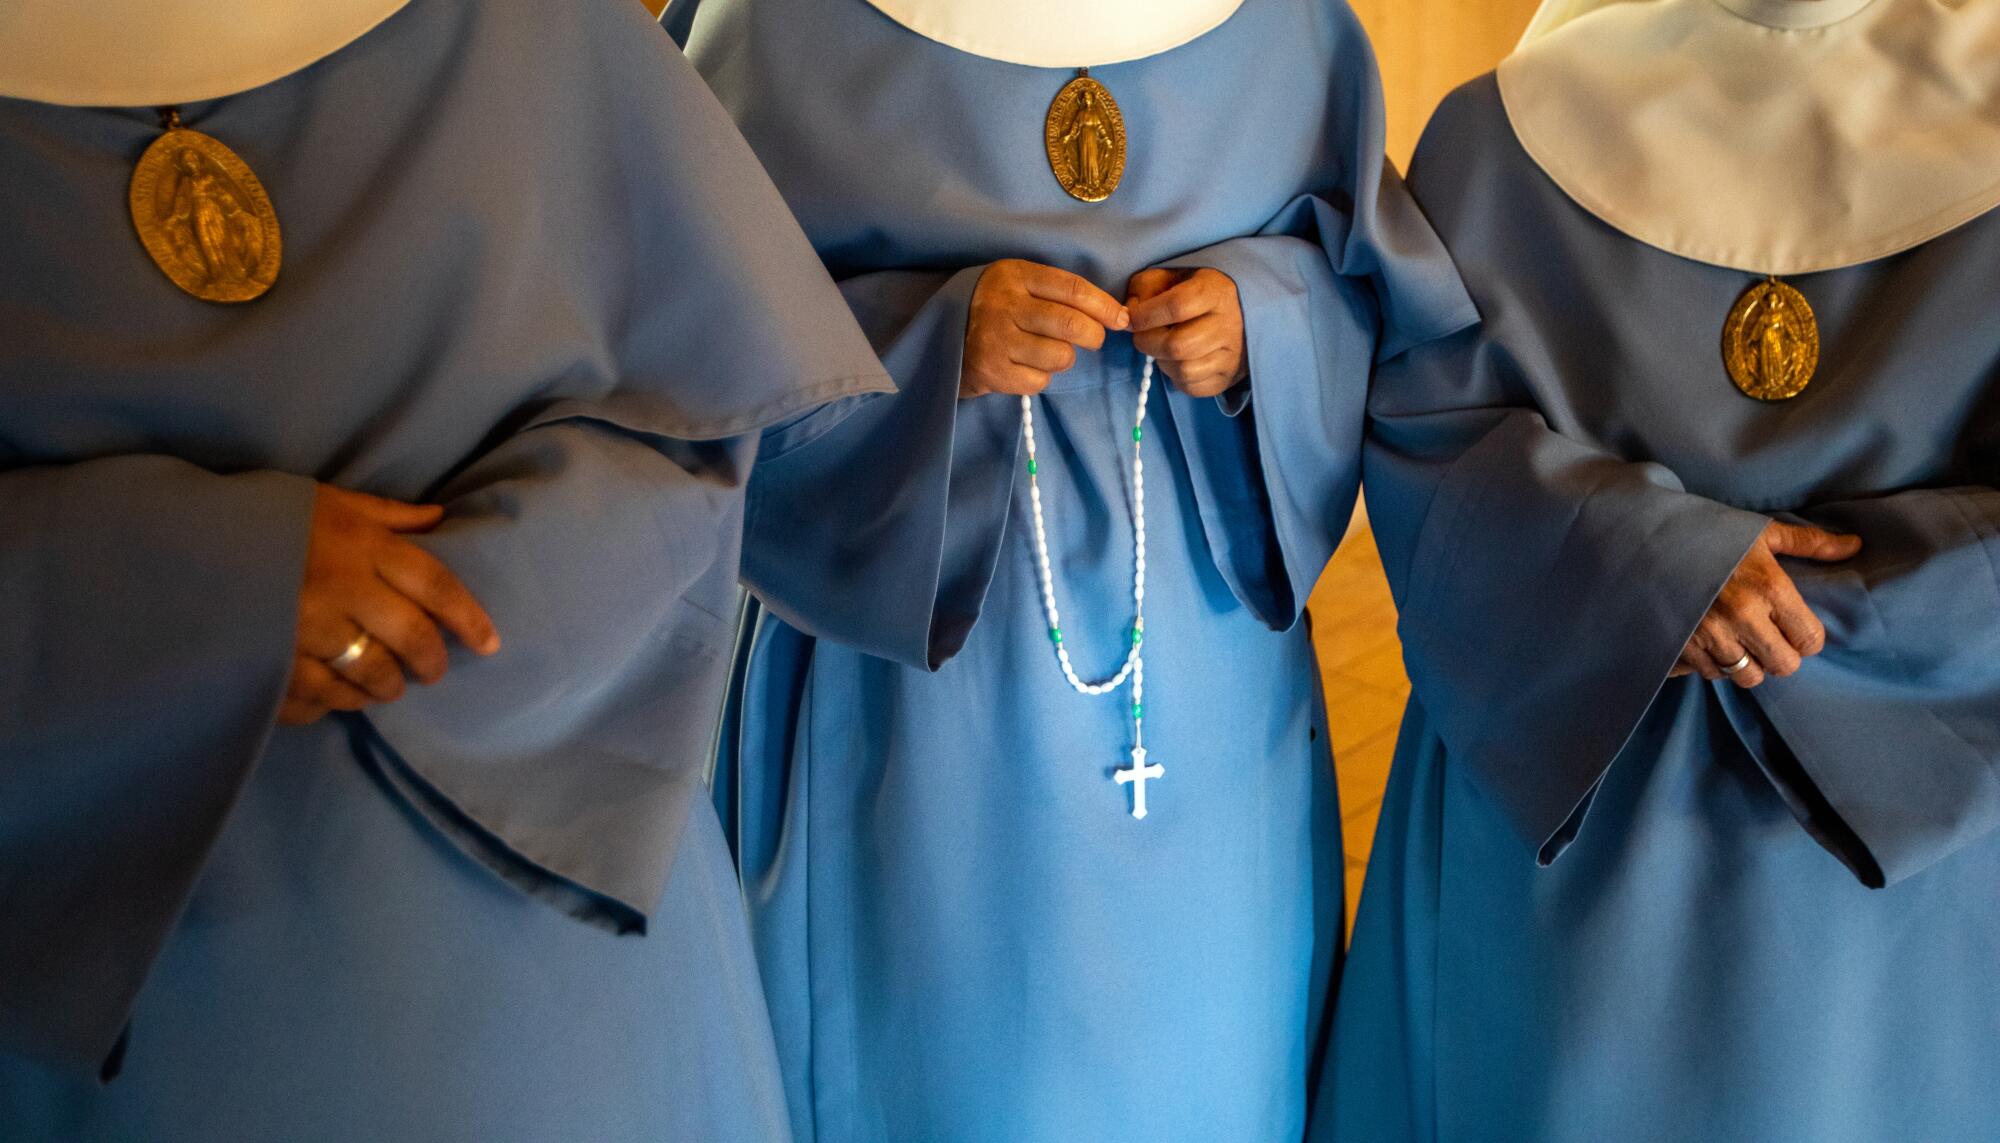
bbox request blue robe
[687,2,1474,1138]
[0,1,889,1138]
[1321,75,2000,1142]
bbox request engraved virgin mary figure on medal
[1721,278,1819,401]
[128,124,283,303]
[1044,73,1127,203]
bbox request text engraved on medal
[129,128,282,304]
[1045,74,1127,204]
[1722,278,1819,401]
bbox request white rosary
[1020,357,1164,820]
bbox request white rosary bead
[1020,358,1157,815]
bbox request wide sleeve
[356,401,763,933]
[1156,181,1476,629]
[348,1,892,932]
[741,265,1024,671]
[1366,329,1771,861]
[0,457,314,1075]
[1717,486,2000,887]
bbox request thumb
[328,486,447,533]
[1766,521,1863,563]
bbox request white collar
[0,0,411,107]
[858,0,1246,68]
[1498,0,2000,274]
[1710,0,1878,27]
[1522,0,1878,41]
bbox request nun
[0,0,888,1138]
[1323,1,2000,1139]
[685,1,1475,1138]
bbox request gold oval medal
[1045,73,1127,204]
[1721,277,1819,401]
[128,124,282,304]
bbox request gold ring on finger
[328,632,372,671]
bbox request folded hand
[1672,521,1861,689]
[280,485,500,726]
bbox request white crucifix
[1115,745,1165,820]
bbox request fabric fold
[0,459,314,1074]
[744,266,1022,671]
[1161,230,1365,629]
[1367,332,1770,860]
[358,418,756,928]
[1732,487,2000,886]
[0,0,886,1080]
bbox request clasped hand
[1672,520,1862,689]
[961,259,1246,399]
[281,485,500,726]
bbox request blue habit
[688,1,1475,1139]
[0,0,889,1138]
[1319,76,2000,1143]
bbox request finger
[1702,615,1771,687]
[1012,299,1107,350]
[1128,277,1222,332]
[326,624,407,703]
[351,584,451,685]
[325,486,447,533]
[1167,349,1241,397]
[1765,572,1828,658]
[971,362,1052,397]
[1696,607,1776,679]
[296,595,363,660]
[299,610,402,698]
[291,656,373,711]
[1124,267,1183,308]
[1680,639,1724,682]
[1736,612,1804,679]
[376,541,501,655]
[1727,659,1769,689]
[1699,624,1765,686]
[278,699,330,727]
[1159,312,1237,363]
[1129,323,1172,361]
[1765,521,1863,563]
[1686,619,1738,682]
[1019,265,1129,331]
[1005,333,1078,375]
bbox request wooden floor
[1307,528,1408,931]
[1309,1,1537,931]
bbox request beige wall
[1351,0,1543,168]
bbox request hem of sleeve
[1398,422,1771,860]
[744,265,1018,672]
[1743,488,2000,886]
[1528,513,1769,862]
[0,463,314,1076]
[1161,235,1368,630]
